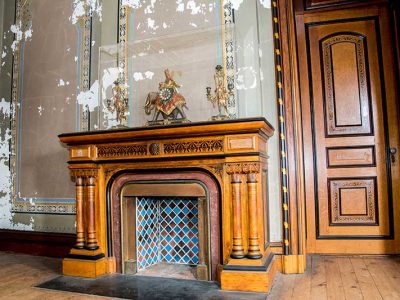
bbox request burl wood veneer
[58,117,276,293]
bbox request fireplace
[59,118,277,293]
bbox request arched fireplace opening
[107,170,221,281]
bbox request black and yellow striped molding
[272,0,291,256]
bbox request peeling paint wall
[0,0,81,232]
[0,0,282,242]
[0,0,34,231]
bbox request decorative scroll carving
[321,33,372,136]
[163,139,224,154]
[97,144,148,158]
[207,165,224,179]
[104,168,119,181]
[226,163,261,175]
[329,177,377,225]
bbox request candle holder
[106,78,129,128]
[206,65,233,121]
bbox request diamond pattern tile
[159,198,199,265]
[136,198,159,270]
[135,197,199,270]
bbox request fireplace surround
[59,118,277,293]
[112,173,220,281]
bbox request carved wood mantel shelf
[59,117,277,293]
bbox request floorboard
[351,257,383,300]
[310,255,328,300]
[0,252,399,299]
[337,256,363,300]
[325,257,345,300]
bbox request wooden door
[296,5,400,253]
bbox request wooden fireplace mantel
[59,117,277,293]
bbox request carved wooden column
[246,171,262,259]
[74,176,85,249]
[86,175,99,250]
[227,165,245,259]
[70,168,100,251]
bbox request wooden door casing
[297,6,400,253]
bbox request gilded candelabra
[206,65,234,121]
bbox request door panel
[298,7,400,253]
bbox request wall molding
[9,0,92,215]
[0,229,75,258]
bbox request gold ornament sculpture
[206,65,234,120]
[106,79,129,128]
[145,69,189,126]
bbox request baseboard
[270,241,283,254]
[0,229,75,258]
[282,254,306,274]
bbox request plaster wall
[0,0,282,242]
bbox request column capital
[70,167,99,181]
[226,162,260,175]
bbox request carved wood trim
[97,144,148,158]
[70,168,99,180]
[163,139,224,154]
[226,162,261,175]
[206,165,224,180]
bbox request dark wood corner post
[70,168,100,251]
[226,163,262,260]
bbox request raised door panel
[321,33,372,136]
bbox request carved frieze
[163,139,224,154]
[97,144,148,158]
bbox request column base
[282,254,306,274]
[219,254,277,293]
[63,257,108,278]
[62,248,110,278]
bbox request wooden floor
[269,255,400,300]
[0,252,399,299]
[0,252,106,299]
